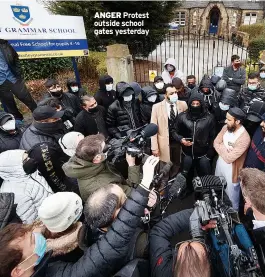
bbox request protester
[43,78,81,117]
[0,111,26,153]
[161,58,185,84]
[0,39,37,120]
[130,81,142,100]
[244,113,265,170]
[106,82,142,139]
[239,72,265,112]
[63,134,140,201]
[172,77,190,103]
[140,86,160,125]
[0,155,158,277]
[67,78,86,98]
[74,95,108,139]
[58,131,84,157]
[172,93,215,184]
[20,106,78,193]
[210,75,221,88]
[223,54,246,93]
[214,107,250,210]
[94,74,116,110]
[260,65,265,88]
[0,149,53,224]
[186,74,198,92]
[37,192,83,263]
[215,79,227,94]
[151,84,188,181]
[153,76,165,100]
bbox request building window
[232,12,237,27]
[244,13,257,25]
[193,11,197,26]
[175,12,186,26]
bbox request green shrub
[20,57,72,81]
[249,36,265,62]
[239,24,265,39]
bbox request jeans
[0,79,37,119]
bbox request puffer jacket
[173,93,216,158]
[67,79,86,99]
[94,75,116,110]
[140,86,160,124]
[106,82,142,138]
[0,150,53,224]
[161,58,185,84]
[239,86,265,113]
[0,127,24,153]
[0,193,15,229]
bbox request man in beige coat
[151,84,187,182]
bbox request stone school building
[174,1,264,36]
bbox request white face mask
[169,94,178,103]
[106,84,113,91]
[123,95,133,102]
[260,72,265,79]
[70,86,79,93]
[148,95,157,103]
[155,82,164,90]
[219,102,230,111]
[166,65,174,72]
[2,119,16,131]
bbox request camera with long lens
[107,123,158,164]
[190,175,262,277]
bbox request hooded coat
[172,93,216,158]
[94,75,116,110]
[66,79,86,99]
[0,150,53,224]
[140,86,160,125]
[161,58,185,84]
[153,76,165,101]
[106,82,142,138]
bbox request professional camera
[190,175,263,277]
[107,123,158,164]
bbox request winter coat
[222,65,246,93]
[63,155,140,201]
[0,127,24,154]
[173,94,216,159]
[106,82,142,138]
[161,58,185,84]
[66,79,86,98]
[40,185,150,277]
[0,39,21,78]
[0,193,16,229]
[151,99,188,162]
[20,121,77,193]
[0,150,53,224]
[94,75,116,110]
[149,209,193,277]
[74,105,108,138]
[239,86,265,113]
[140,86,160,125]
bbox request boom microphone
[193,175,227,193]
[169,172,187,199]
[152,161,173,189]
[134,123,158,140]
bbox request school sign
[0,2,88,59]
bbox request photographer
[63,134,141,201]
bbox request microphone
[152,161,173,190]
[193,175,227,193]
[133,123,158,140]
[168,172,187,199]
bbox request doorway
[209,7,220,34]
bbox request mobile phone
[184,138,193,142]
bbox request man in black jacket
[153,76,165,101]
[94,74,116,110]
[66,78,86,99]
[74,95,108,139]
[0,111,26,153]
[0,156,159,277]
[20,106,77,193]
[173,93,215,183]
[172,77,191,103]
[43,79,81,117]
[0,39,37,120]
[107,82,142,139]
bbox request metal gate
[133,30,250,86]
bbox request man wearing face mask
[259,66,265,88]
[20,106,78,194]
[0,111,26,154]
[172,93,215,190]
[186,75,198,93]
[172,77,191,103]
[67,78,87,99]
[106,82,142,139]
[63,134,141,201]
[153,76,165,101]
[161,58,185,84]
[44,79,81,117]
[239,72,265,113]
[74,95,108,139]
[223,54,246,93]
[95,74,116,110]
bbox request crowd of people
[0,42,265,277]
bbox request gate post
[106,44,134,83]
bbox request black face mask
[188,84,196,89]
[190,106,202,118]
[88,106,99,113]
[23,158,38,175]
[50,90,63,98]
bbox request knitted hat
[58,131,84,157]
[38,192,83,233]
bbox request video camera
[191,175,262,277]
[107,123,158,164]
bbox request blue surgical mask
[248,84,257,91]
[169,94,178,103]
[260,72,265,79]
[71,86,79,93]
[219,102,230,111]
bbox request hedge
[239,24,265,40]
[249,36,265,62]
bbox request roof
[181,1,264,10]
